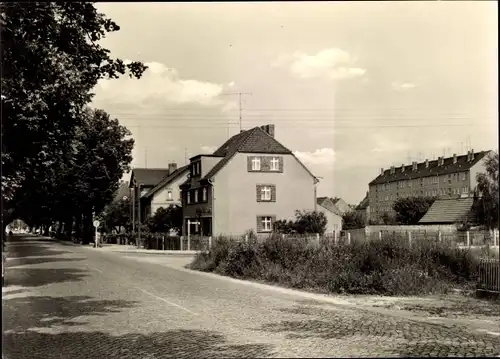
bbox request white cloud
[93,61,234,108]
[370,133,410,153]
[200,145,218,154]
[392,81,417,90]
[294,148,336,165]
[273,48,366,80]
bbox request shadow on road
[7,257,86,267]
[6,246,72,258]
[3,295,140,332]
[2,293,274,358]
[3,330,274,359]
[4,268,89,288]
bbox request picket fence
[477,259,500,294]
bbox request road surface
[2,235,499,358]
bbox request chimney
[168,163,177,174]
[425,159,429,168]
[453,153,457,164]
[390,166,395,174]
[412,161,418,171]
[380,168,384,175]
[401,164,405,172]
[470,149,474,161]
[260,124,275,138]
[438,157,444,166]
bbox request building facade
[180,124,319,237]
[142,163,189,218]
[316,197,343,234]
[368,150,492,222]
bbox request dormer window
[270,157,279,171]
[252,157,261,171]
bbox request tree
[392,196,436,225]
[1,3,146,231]
[293,210,328,235]
[273,219,297,234]
[147,206,183,234]
[103,198,132,233]
[472,152,499,229]
[342,211,366,230]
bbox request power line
[219,92,253,134]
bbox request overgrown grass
[189,234,482,296]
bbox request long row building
[368,149,493,221]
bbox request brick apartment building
[368,149,493,221]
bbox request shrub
[189,233,481,296]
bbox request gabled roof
[143,165,189,199]
[369,151,491,186]
[129,168,170,188]
[418,197,475,224]
[317,197,343,216]
[113,181,130,202]
[356,195,369,210]
[199,126,317,182]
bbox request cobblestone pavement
[3,235,500,358]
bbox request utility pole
[220,92,253,136]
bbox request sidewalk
[93,244,200,256]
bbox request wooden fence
[477,259,500,294]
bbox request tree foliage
[103,197,132,233]
[392,196,436,225]
[472,152,499,229]
[274,210,327,235]
[342,210,367,230]
[147,206,183,235]
[1,3,146,236]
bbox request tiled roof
[356,195,369,210]
[369,151,491,186]
[418,197,475,224]
[317,197,343,216]
[113,181,130,202]
[129,168,170,188]
[143,165,189,198]
[202,126,293,181]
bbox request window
[202,187,207,201]
[463,186,469,194]
[197,162,201,175]
[187,192,191,204]
[462,173,467,181]
[194,189,198,203]
[270,157,279,171]
[167,190,173,201]
[448,188,452,195]
[261,186,271,201]
[252,157,261,171]
[261,216,273,232]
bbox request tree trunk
[74,212,83,241]
[82,209,93,244]
[64,215,73,241]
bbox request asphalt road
[2,235,499,358]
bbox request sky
[92,1,498,205]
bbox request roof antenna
[220,92,253,134]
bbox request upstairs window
[252,157,261,171]
[270,157,279,171]
[167,190,173,201]
[187,192,191,204]
[261,186,271,201]
[202,187,207,201]
[194,189,198,203]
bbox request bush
[189,233,481,296]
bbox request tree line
[1,3,148,242]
